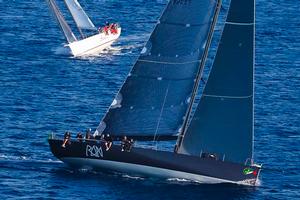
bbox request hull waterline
[49,139,261,186]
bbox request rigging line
[220,4,226,11]
[78,28,85,39]
[201,78,206,84]
[175,0,222,153]
[153,80,171,145]
[94,0,170,132]
[138,59,200,65]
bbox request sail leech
[95,0,218,140]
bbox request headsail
[64,0,96,30]
[178,0,255,164]
[47,0,77,43]
[95,0,218,140]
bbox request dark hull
[48,139,261,186]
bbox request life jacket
[103,26,109,34]
[111,25,117,34]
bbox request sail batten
[64,0,96,31]
[203,94,253,99]
[160,22,215,27]
[226,22,254,25]
[137,59,200,65]
[95,0,218,139]
[178,0,255,164]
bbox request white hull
[62,157,246,185]
[67,28,121,57]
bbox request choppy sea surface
[0,0,299,199]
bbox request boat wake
[119,33,149,43]
[121,174,145,180]
[53,46,71,56]
[166,178,199,185]
[0,153,62,164]
[72,44,141,60]
[255,179,262,186]
[0,153,28,161]
[93,34,147,58]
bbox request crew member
[104,134,113,151]
[121,136,129,151]
[85,128,93,141]
[62,131,71,148]
[76,132,83,142]
[103,21,110,35]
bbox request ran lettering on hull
[86,145,103,158]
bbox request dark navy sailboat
[49,0,262,186]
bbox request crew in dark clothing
[76,132,83,142]
[94,134,102,140]
[62,131,71,148]
[85,128,93,141]
[100,134,105,141]
[121,136,134,152]
[128,138,134,152]
[104,134,113,151]
[121,136,129,152]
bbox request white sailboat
[47,0,121,57]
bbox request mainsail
[47,0,77,43]
[178,0,255,164]
[64,0,96,30]
[95,0,218,140]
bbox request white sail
[64,0,96,30]
[47,0,77,43]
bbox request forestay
[178,0,255,164]
[47,0,77,43]
[95,0,218,140]
[64,0,96,30]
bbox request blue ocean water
[0,0,299,199]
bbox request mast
[177,0,255,164]
[175,0,222,152]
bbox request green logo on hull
[243,168,255,175]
